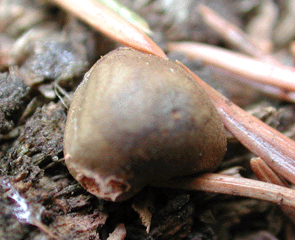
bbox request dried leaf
[107,223,126,240]
[132,191,155,233]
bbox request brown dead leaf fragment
[106,223,127,240]
[132,190,155,233]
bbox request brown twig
[290,41,295,64]
[273,0,295,46]
[32,219,59,240]
[168,42,295,93]
[178,62,295,186]
[250,157,295,225]
[198,4,277,64]
[245,0,278,53]
[209,65,295,103]
[250,157,289,187]
[158,173,295,208]
[51,0,167,59]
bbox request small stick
[250,157,295,225]
[168,42,295,92]
[158,173,295,208]
[290,41,295,64]
[273,0,295,46]
[250,157,288,187]
[210,66,295,103]
[32,219,59,240]
[198,4,277,64]
[51,0,167,59]
[245,0,278,53]
[178,62,295,186]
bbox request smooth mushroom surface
[63,47,227,202]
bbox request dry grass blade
[178,62,295,186]
[158,173,295,208]
[51,0,167,59]
[168,42,295,92]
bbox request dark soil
[1,0,295,239]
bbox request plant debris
[0,70,30,135]
[1,0,295,239]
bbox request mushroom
[63,47,227,202]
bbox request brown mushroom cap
[63,47,227,202]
